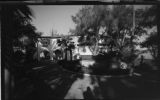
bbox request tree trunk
[94,36,99,55]
[70,49,72,61]
[65,48,67,61]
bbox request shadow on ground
[13,60,160,100]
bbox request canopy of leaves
[2,5,39,42]
[139,5,157,28]
[71,5,146,49]
[2,5,39,68]
[141,32,158,47]
[141,32,158,59]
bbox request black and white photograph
[1,1,160,100]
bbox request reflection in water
[64,74,103,99]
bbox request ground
[13,60,160,100]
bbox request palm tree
[2,5,35,100]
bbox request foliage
[71,5,146,57]
[40,38,50,47]
[141,32,158,59]
[140,5,160,61]
[2,5,39,67]
[139,5,157,28]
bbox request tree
[71,5,110,55]
[57,37,75,61]
[40,38,50,47]
[139,5,160,65]
[141,32,158,59]
[2,5,38,100]
[71,5,146,62]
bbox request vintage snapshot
[2,2,160,100]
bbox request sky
[30,5,83,36]
[30,5,151,36]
